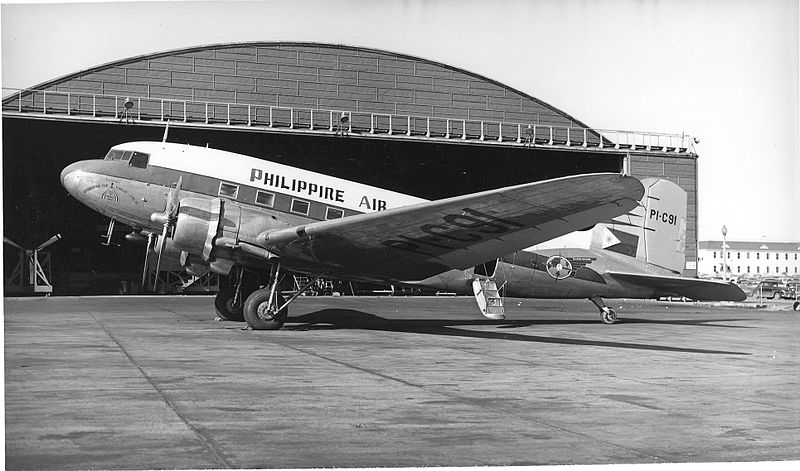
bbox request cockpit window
[104,148,149,167]
[105,149,124,160]
[129,152,150,169]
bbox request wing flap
[258,173,644,281]
[606,271,747,302]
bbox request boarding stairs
[472,278,505,320]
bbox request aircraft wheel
[214,291,244,322]
[243,288,288,330]
[601,307,617,324]
[793,301,799,312]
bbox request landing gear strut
[241,263,328,330]
[589,296,617,324]
[243,262,289,330]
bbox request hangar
[2,42,698,293]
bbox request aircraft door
[473,258,498,278]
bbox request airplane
[60,139,645,329]
[412,177,747,323]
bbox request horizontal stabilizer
[606,271,747,302]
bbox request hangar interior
[2,42,698,294]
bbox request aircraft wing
[257,173,644,281]
[606,271,747,302]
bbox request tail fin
[591,178,687,273]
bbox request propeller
[151,176,182,291]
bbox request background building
[3,42,699,294]
[698,241,800,279]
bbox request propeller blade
[152,177,182,292]
[165,176,182,218]
[3,237,25,251]
[153,228,168,291]
[36,234,62,251]
[141,233,153,290]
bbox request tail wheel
[793,301,799,312]
[601,307,617,324]
[243,288,288,330]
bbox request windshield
[104,148,149,168]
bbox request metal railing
[2,87,695,153]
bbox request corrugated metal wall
[46,43,583,128]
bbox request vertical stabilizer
[592,178,687,273]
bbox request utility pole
[721,225,728,281]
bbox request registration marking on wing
[379,208,525,256]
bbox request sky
[1,0,798,242]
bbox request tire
[601,307,617,324]
[215,271,261,322]
[793,301,799,312]
[214,291,245,321]
[243,288,288,330]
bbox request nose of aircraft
[60,161,84,195]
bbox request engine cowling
[172,198,220,258]
[166,197,287,275]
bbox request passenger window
[291,199,310,215]
[218,182,239,199]
[255,190,275,207]
[325,207,344,220]
[129,152,149,168]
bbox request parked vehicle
[780,282,799,300]
[750,280,785,299]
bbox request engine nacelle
[167,197,288,275]
[172,198,220,258]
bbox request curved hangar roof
[15,42,590,132]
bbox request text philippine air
[250,168,345,203]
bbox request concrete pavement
[4,295,799,468]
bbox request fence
[2,87,695,153]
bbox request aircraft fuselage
[60,141,426,274]
[416,249,661,300]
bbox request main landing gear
[242,289,288,330]
[589,296,617,324]
[217,262,324,330]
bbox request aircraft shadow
[611,317,755,329]
[285,309,750,356]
